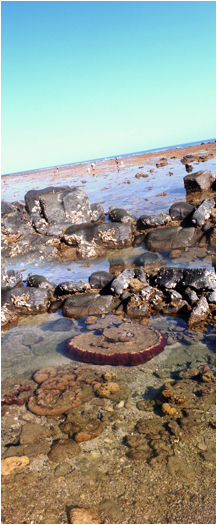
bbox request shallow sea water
[1,144,216,524]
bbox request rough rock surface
[191,198,215,226]
[108,207,137,224]
[137,215,170,229]
[184,170,216,193]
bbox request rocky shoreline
[1,142,216,524]
[2,164,216,332]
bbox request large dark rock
[110,269,134,294]
[182,269,216,291]
[62,187,92,224]
[108,207,137,224]
[63,222,134,249]
[2,287,52,314]
[25,186,70,214]
[39,193,66,224]
[55,281,90,296]
[62,293,99,318]
[95,223,135,248]
[145,226,197,252]
[88,295,120,315]
[191,198,215,226]
[169,202,194,221]
[63,223,99,246]
[26,274,55,289]
[89,271,114,289]
[150,268,184,289]
[6,234,59,262]
[184,170,216,193]
[137,215,170,229]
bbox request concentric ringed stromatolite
[66,322,167,366]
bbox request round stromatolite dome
[66,321,167,366]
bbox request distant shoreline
[1,138,216,178]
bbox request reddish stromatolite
[66,321,167,366]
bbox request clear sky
[1,1,216,175]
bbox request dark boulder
[150,268,184,289]
[137,215,170,229]
[182,269,216,291]
[89,271,114,289]
[108,207,137,224]
[184,170,216,193]
[145,226,196,252]
[191,198,215,226]
[55,281,90,296]
[25,186,70,214]
[2,214,33,237]
[62,293,98,318]
[95,223,135,248]
[63,223,98,246]
[169,202,194,222]
[26,274,55,289]
[62,187,92,224]
[2,287,52,314]
[39,193,66,224]
[63,222,134,249]
[110,269,135,294]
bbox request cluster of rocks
[125,365,215,466]
[1,169,216,263]
[1,264,216,330]
[1,366,130,460]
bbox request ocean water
[2,137,216,177]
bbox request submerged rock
[66,321,167,366]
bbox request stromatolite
[66,321,166,366]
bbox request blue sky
[1,1,216,174]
